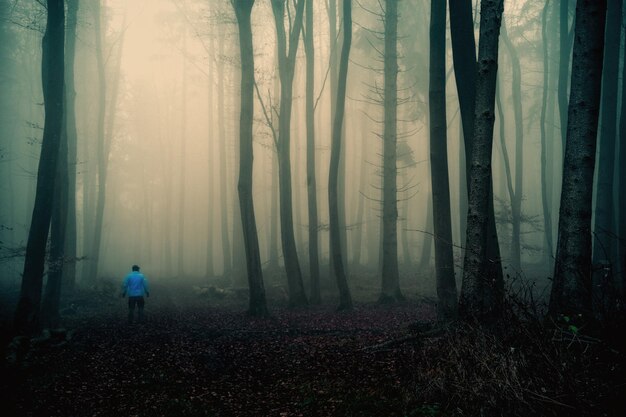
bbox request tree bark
[500,22,524,272]
[379,0,404,303]
[271,0,308,306]
[217,38,232,278]
[233,0,268,317]
[460,0,505,320]
[550,0,607,317]
[449,0,503,297]
[592,0,622,278]
[61,0,79,294]
[429,0,458,321]
[304,0,321,304]
[539,0,555,267]
[14,0,65,335]
[329,0,354,311]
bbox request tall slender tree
[539,0,555,267]
[593,0,622,278]
[304,0,321,304]
[14,0,65,334]
[550,0,608,317]
[271,0,308,306]
[379,0,404,303]
[429,0,457,320]
[232,0,268,317]
[460,0,505,320]
[500,21,524,272]
[329,0,354,311]
[62,0,80,294]
[448,0,503,290]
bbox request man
[121,265,150,324]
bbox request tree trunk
[460,0,505,320]
[13,0,65,335]
[592,0,622,281]
[619,9,626,295]
[304,0,321,304]
[217,38,232,278]
[500,22,524,272]
[329,0,354,311]
[550,0,607,317]
[449,0,503,298]
[558,0,573,154]
[429,0,458,321]
[61,0,79,294]
[271,0,308,306]
[539,0,555,267]
[379,0,403,303]
[448,0,475,245]
[178,30,188,278]
[233,0,268,317]
[88,0,107,282]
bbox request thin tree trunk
[449,0,503,299]
[540,0,555,267]
[558,0,573,154]
[460,0,505,320]
[62,0,79,294]
[550,0,607,317]
[304,0,321,304]
[14,0,65,335]
[379,0,403,303]
[217,38,232,278]
[178,30,188,278]
[271,0,308,306]
[329,0,353,311]
[500,22,524,272]
[233,0,268,317]
[429,0,458,321]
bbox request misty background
[0,0,563,293]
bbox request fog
[0,0,563,291]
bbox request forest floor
[0,281,625,417]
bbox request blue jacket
[122,271,150,297]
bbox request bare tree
[460,0,505,320]
[550,0,607,317]
[329,0,353,311]
[14,0,65,334]
[271,0,308,306]
[593,0,622,283]
[429,0,457,320]
[379,0,404,303]
[232,0,268,317]
[304,0,321,304]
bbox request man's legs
[137,297,145,322]
[128,297,137,323]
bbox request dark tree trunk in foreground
[619,13,626,294]
[329,0,354,311]
[14,0,65,335]
[271,0,308,306]
[379,0,404,303]
[550,0,607,317]
[593,0,621,280]
[448,0,503,293]
[233,0,268,317]
[429,0,457,321]
[448,0,475,243]
[460,0,505,320]
[304,0,321,304]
